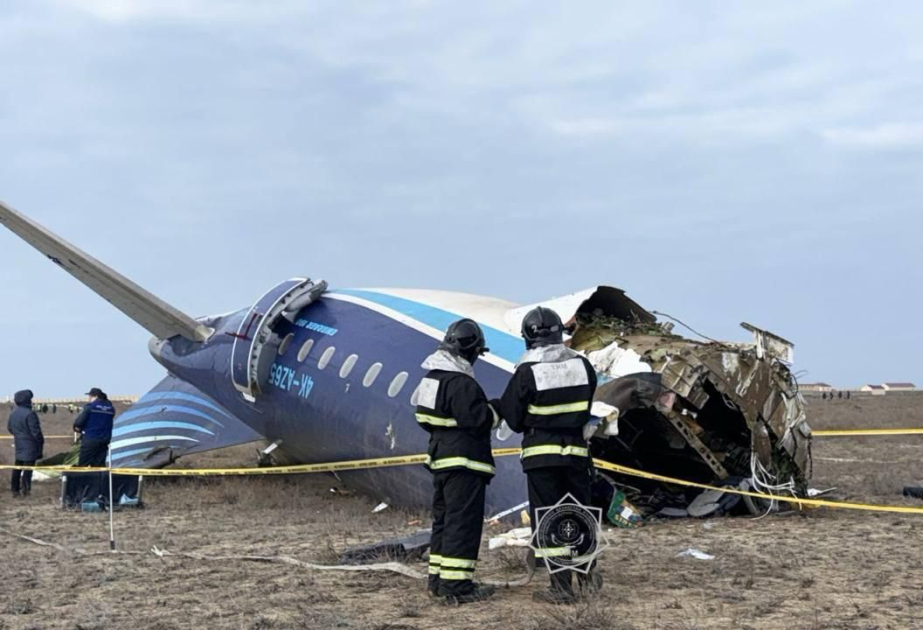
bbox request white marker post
[107,445,116,552]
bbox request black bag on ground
[62,472,144,510]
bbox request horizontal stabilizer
[0,200,211,342]
[109,374,263,467]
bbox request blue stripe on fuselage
[332,289,523,365]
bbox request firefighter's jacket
[415,350,498,478]
[496,344,597,471]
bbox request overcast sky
[1,0,921,398]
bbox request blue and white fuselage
[1,200,814,520]
[0,200,551,516]
[146,287,531,515]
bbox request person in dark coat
[73,388,116,466]
[7,389,44,497]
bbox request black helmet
[440,318,489,364]
[521,306,564,349]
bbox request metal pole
[107,445,115,552]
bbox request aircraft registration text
[269,362,314,399]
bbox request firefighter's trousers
[429,470,488,596]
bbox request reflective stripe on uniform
[534,547,573,558]
[425,456,496,475]
[521,445,589,459]
[429,565,441,575]
[439,569,475,581]
[440,556,477,569]
[415,413,458,428]
[527,401,590,415]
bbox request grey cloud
[1,0,921,394]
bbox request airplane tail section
[0,200,212,342]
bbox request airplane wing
[109,374,264,467]
[0,199,211,342]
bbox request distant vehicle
[0,201,812,519]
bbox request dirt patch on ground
[2,395,922,629]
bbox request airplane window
[410,383,421,406]
[297,339,315,362]
[278,333,295,356]
[388,372,409,398]
[340,354,359,378]
[363,363,383,387]
[318,347,336,370]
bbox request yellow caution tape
[0,448,525,477]
[812,428,923,437]
[2,445,923,515]
[6,428,922,442]
[0,435,74,440]
[0,431,879,443]
[590,459,923,515]
[0,455,427,476]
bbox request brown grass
[2,394,923,629]
[527,597,638,630]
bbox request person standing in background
[73,388,115,466]
[7,389,44,497]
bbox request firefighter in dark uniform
[496,306,602,604]
[416,319,499,604]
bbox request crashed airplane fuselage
[0,201,811,520]
[569,289,812,516]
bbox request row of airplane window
[279,334,417,404]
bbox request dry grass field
[2,394,922,630]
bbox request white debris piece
[676,548,714,560]
[488,527,532,550]
[589,402,619,437]
[590,401,618,418]
[587,342,652,378]
[372,502,389,513]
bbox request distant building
[860,384,887,396]
[882,382,917,392]
[800,383,834,393]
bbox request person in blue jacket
[73,388,116,466]
[7,389,44,497]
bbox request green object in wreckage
[607,490,643,528]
